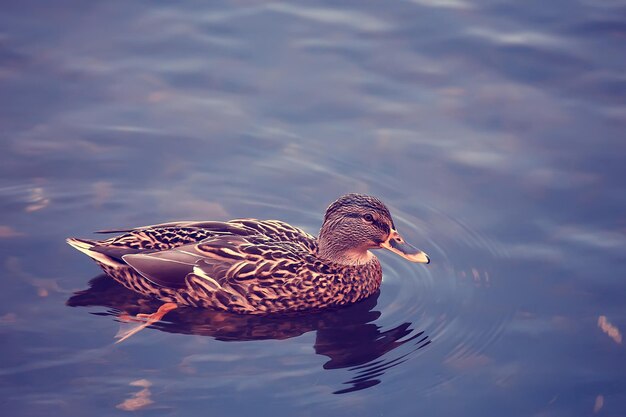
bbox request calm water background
[1,1,625,416]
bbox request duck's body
[68,194,429,316]
[68,219,382,314]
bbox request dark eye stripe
[334,212,391,234]
[373,219,390,234]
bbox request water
[1,1,625,415]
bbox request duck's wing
[91,220,317,259]
[72,219,317,278]
[88,221,262,261]
[121,234,308,290]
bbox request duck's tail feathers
[66,237,123,267]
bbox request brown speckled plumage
[67,194,428,314]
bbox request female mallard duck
[67,194,429,318]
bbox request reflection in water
[597,316,622,345]
[25,187,50,212]
[116,379,154,411]
[67,275,431,394]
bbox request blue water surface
[1,1,625,416]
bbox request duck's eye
[363,214,374,223]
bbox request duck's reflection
[67,275,430,394]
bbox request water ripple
[64,195,515,397]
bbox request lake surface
[1,1,625,415]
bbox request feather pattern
[67,194,429,314]
[68,218,382,314]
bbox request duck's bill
[381,230,430,264]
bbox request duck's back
[91,219,317,254]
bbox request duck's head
[318,193,430,266]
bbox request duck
[67,193,430,323]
